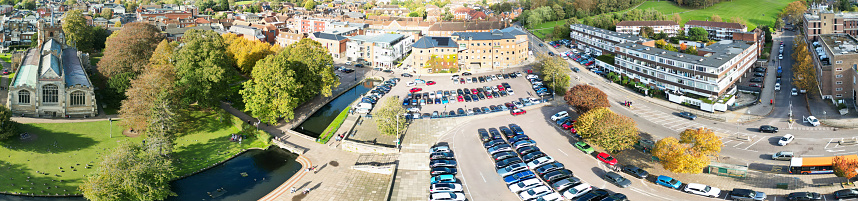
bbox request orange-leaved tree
[833,156,858,184]
[574,107,638,152]
[653,128,723,173]
[564,84,609,114]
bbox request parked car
[534,162,565,175]
[834,188,858,199]
[430,160,457,168]
[401,73,413,77]
[772,151,794,160]
[492,151,519,162]
[429,192,466,201]
[522,151,546,163]
[730,188,766,201]
[430,183,463,193]
[678,112,697,120]
[596,152,618,166]
[483,139,507,148]
[778,134,795,146]
[430,174,458,184]
[430,152,455,160]
[496,157,524,170]
[519,186,552,200]
[806,116,820,126]
[550,176,582,191]
[498,162,528,177]
[517,146,540,156]
[430,145,451,154]
[574,141,595,154]
[683,183,720,197]
[513,140,537,149]
[621,165,648,179]
[600,193,629,201]
[508,178,543,193]
[787,192,822,201]
[527,156,556,169]
[487,144,513,155]
[759,125,779,133]
[504,170,536,184]
[561,183,593,199]
[576,189,610,201]
[792,88,799,96]
[604,172,632,188]
[541,169,573,183]
[430,167,457,176]
[410,87,422,93]
[511,109,527,116]
[656,175,682,189]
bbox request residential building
[276,29,307,47]
[411,36,459,73]
[427,21,507,37]
[452,7,475,20]
[451,27,529,71]
[803,9,858,41]
[346,33,412,68]
[811,34,858,102]
[6,19,97,117]
[425,5,441,22]
[229,25,266,42]
[309,32,349,59]
[569,24,650,56]
[615,21,680,37]
[684,20,748,40]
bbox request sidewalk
[808,96,858,128]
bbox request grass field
[529,20,567,40]
[0,109,269,195]
[636,0,795,31]
[0,53,11,63]
[235,0,256,5]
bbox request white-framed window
[837,74,844,78]
[70,91,85,106]
[837,88,843,91]
[18,90,29,104]
[837,81,843,85]
[42,84,58,103]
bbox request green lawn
[529,20,567,40]
[0,109,269,195]
[235,0,256,5]
[635,0,795,31]
[0,53,12,63]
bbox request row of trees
[674,0,726,9]
[791,36,819,96]
[516,0,648,28]
[564,85,639,152]
[780,1,808,25]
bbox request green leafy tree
[146,92,179,156]
[28,32,38,48]
[173,29,232,108]
[564,84,609,114]
[281,38,339,100]
[688,27,709,41]
[375,96,408,136]
[101,8,114,18]
[240,54,303,124]
[303,0,316,10]
[774,18,785,30]
[0,105,17,140]
[80,142,177,201]
[640,26,654,38]
[686,46,698,55]
[552,25,570,40]
[62,10,91,51]
[535,55,571,95]
[574,107,638,152]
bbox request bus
[789,155,858,174]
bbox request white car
[492,86,500,92]
[551,111,569,121]
[429,192,466,201]
[451,75,459,80]
[529,97,541,104]
[791,88,798,96]
[430,146,451,154]
[526,156,555,169]
[430,183,463,193]
[806,116,820,126]
[346,61,352,65]
[429,92,436,99]
[507,88,515,95]
[683,183,721,197]
[406,82,416,87]
[407,108,420,113]
[538,192,564,201]
[513,101,525,109]
[526,74,539,79]
[774,83,781,91]
[779,54,783,60]
[509,178,543,193]
[778,134,795,146]
[519,186,552,200]
[562,183,592,199]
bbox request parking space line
[479,172,486,183]
[824,139,835,149]
[557,149,569,156]
[732,142,745,147]
[743,137,765,150]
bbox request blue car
[403,98,410,106]
[431,174,458,184]
[555,117,570,125]
[503,170,535,184]
[656,175,682,189]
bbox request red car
[457,95,464,102]
[426,81,436,85]
[497,85,505,91]
[510,109,526,116]
[561,120,574,130]
[471,88,479,94]
[597,152,618,166]
[570,128,577,134]
[749,83,761,88]
[410,88,423,93]
[1,69,8,75]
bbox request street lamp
[108,117,112,138]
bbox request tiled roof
[685,20,746,30]
[616,20,678,27]
[412,36,457,48]
[312,32,348,41]
[63,48,91,87]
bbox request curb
[258,155,312,201]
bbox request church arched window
[18,90,30,104]
[70,91,85,106]
[42,84,58,103]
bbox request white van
[355,103,373,114]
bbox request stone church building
[5,19,97,117]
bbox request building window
[836,68,843,71]
[837,94,843,97]
[837,74,844,78]
[42,84,58,103]
[18,90,29,104]
[836,61,843,64]
[837,81,843,84]
[837,88,843,91]
[70,91,85,106]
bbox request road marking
[825,139,835,149]
[827,149,846,152]
[722,140,733,145]
[558,149,569,156]
[743,137,765,150]
[479,172,487,182]
[732,142,745,147]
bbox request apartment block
[684,20,748,41]
[803,9,858,41]
[346,33,412,68]
[411,36,459,74]
[309,32,349,59]
[569,24,650,56]
[615,21,680,37]
[451,27,529,71]
[812,34,858,101]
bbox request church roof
[42,39,63,55]
[11,49,40,87]
[40,54,62,78]
[63,48,90,87]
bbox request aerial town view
[1,0,858,200]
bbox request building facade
[411,36,458,74]
[684,20,748,41]
[803,9,858,41]
[615,21,680,37]
[6,20,97,117]
[451,27,529,71]
[346,33,412,68]
[569,24,651,56]
[812,34,858,101]
[309,32,349,59]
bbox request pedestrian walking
[290,187,296,193]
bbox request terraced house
[615,20,680,37]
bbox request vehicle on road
[759,125,779,133]
[656,175,682,189]
[401,73,413,77]
[834,188,858,199]
[683,183,720,197]
[792,88,798,96]
[730,188,766,201]
[410,88,422,93]
[551,111,569,121]
[749,83,761,88]
[677,112,697,120]
[574,141,594,154]
[596,152,618,166]
[430,175,458,184]
[787,192,822,201]
[429,192,466,201]
[561,183,592,199]
[604,172,631,188]
[789,155,858,174]
[806,116,820,126]
[772,151,794,160]
[775,83,781,91]
[778,134,795,146]
[429,183,463,193]
[621,165,648,179]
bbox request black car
[478,129,491,142]
[509,135,531,144]
[834,189,858,199]
[754,67,767,72]
[489,105,500,112]
[430,167,457,176]
[509,124,524,135]
[463,88,472,95]
[457,108,465,116]
[457,89,464,95]
[484,139,506,148]
[470,94,479,101]
[730,188,766,201]
[430,152,455,160]
[472,107,483,114]
[600,193,629,201]
[430,160,457,168]
[488,128,503,140]
[621,165,649,179]
[754,72,765,77]
[516,146,540,155]
[462,72,472,76]
[750,77,763,83]
[521,151,546,163]
[463,95,472,102]
[577,189,610,201]
[548,52,555,56]
[502,82,512,89]
[571,67,580,72]
[678,112,697,120]
[541,169,573,183]
[787,192,822,201]
[492,151,518,162]
[401,73,413,77]
[496,157,523,169]
[478,76,486,83]
[760,125,779,133]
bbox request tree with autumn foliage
[119,40,180,132]
[535,55,571,95]
[564,84,609,114]
[654,128,723,173]
[98,22,165,94]
[791,36,819,96]
[574,107,638,152]
[833,156,858,183]
[223,33,280,75]
[781,1,808,25]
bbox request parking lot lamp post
[824,111,827,120]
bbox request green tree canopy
[688,27,709,42]
[62,10,90,51]
[240,54,303,124]
[173,29,232,108]
[0,105,17,140]
[80,141,177,201]
[303,0,316,10]
[375,96,408,136]
[574,107,638,152]
[281,38,339,100]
